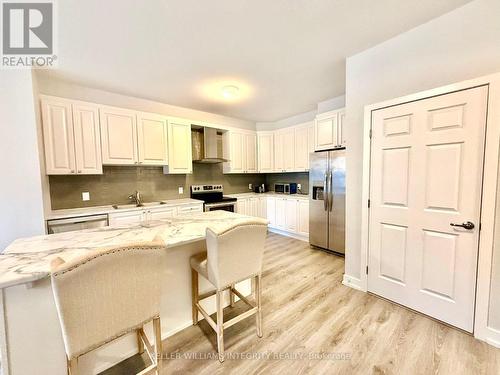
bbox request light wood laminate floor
[102,232,500,375]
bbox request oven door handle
[204,202,237,211]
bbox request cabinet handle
[77,170,82,174]
[70,170,75,173]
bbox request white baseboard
[268,227,309,242]
[342,274,364,291]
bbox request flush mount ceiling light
[221,85,239,99]
[199,79,253,103]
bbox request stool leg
[216,290,225,362]
[256,274,263,338]
[153,316,163,373]
[229,283,235,307]
[137,328,145,354]
[191,268,199,325]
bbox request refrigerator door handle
[329,169,334,211]
[323,172,328,211]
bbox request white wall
[256,94,345,131]
[35,72,256,131]
[0,70,45,251]
[343,0,500,326]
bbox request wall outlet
[248,183,253,190]
[297,184,302,191]
[178,187,184,195]
[82,192,90,201]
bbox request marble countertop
[227,192,310,200]
[46,198,204,220]
[1,211,266,289]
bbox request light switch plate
[178,187,184,195]
[297,184,302,190]
[248,183,252,190]
[82,192,90,201]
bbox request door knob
[450,221,475,230]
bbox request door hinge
[369,129,372,139]
[479,222,482,231]
[366,265,369,275]
[368,199,371,208]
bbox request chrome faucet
[128,190,143,207]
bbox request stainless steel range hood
[191,126,228,163]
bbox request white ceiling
[44,0,471,122]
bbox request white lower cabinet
[285,199,297,232]
[297,200,309,236]
[275,197,286,229]
[108,210,144,226]
[176,204,203,216]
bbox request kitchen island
[0,211,266,375]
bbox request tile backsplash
[49,163,266,209]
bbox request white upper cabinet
[274,131,284,172]
[257,132,274,173]
[338,109,346,147]
[41,96,102,175]
[224,130,257,174]
[282,128,295,172]
[314,108,345,151]
[72,103,102,174]
[245,133,258,173]
[165,118,192,174]
[41,97,76,174]
[100,106,138,165]
[137,112,168,165]
[294,123,313,171]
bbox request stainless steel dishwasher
[47,214,109,234]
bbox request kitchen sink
[112,201,166,209]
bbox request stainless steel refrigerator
[309,149,346,254]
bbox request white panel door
[237,198,248,215]
[100,106,138,165]
[72,103,102,174]
[274,131,284,172]
[258,132,274,172]
[41,97,76,174]
[137,112,168,165]
[167,119,192,174]
[297,200,309,236]
[282,129,295,172]
[267,197,276,225]
[285,199,297,232]
[368,86,488,332]
[229,132,245,173]
[275,198,286,229]
[338,109,346,147]
[315,113,338,150]
[294,126,309,171]
[245,133,258,173]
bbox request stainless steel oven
[204,201,237,212]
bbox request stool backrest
[51,242,164,358]
[205,221,267,289]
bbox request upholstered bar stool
[50,241,165,375]
[190,220,268,362]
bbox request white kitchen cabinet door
[257,132,274,172]
[108,210,143,226]
[294,125,309,171]
[282,129,295,172]
[176,204,203,215]
[166,119,192,174]
[315,112,338,151]
[275,198,286,229]
[297,200,309,236]
[274,131,284,172]
[259,197,267,219]
[228,132,245,173]
[148,206,176,220]
[308,124,315,164]
[285,199,297,232]
[41,97,76,174]
[237,198,248,215]
[100,106,138,165]
[267,197,276,225]
[245,133,258,173]
[137,112,168,166]
[338,109,346,147]
[72,103,102,174]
